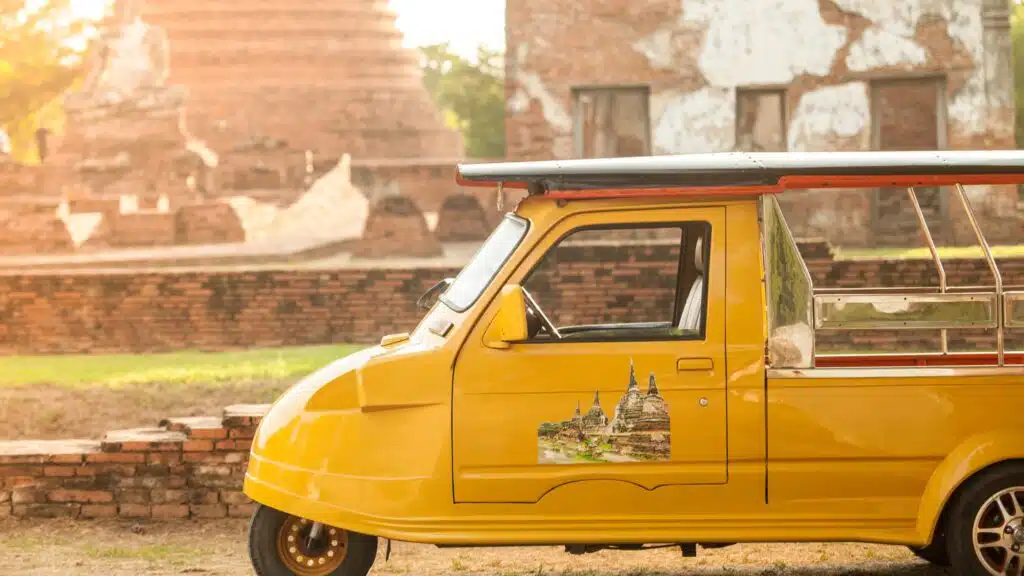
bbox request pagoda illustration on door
[537,359,671,464]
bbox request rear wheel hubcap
[275,516,347,575]
[973,487,1024,575]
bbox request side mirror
[417,278,453,311]
[485,284,528,348]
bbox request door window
[521,223,710,342]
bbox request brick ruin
[0,0,472,258]
[0,404,267,520]
[0,242,1022,356]
[505,0,1023,247]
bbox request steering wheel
[522,288,561,340]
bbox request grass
[0,344,365,388]
[833,243,1024,261]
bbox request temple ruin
[0,0,486,261]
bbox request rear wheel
[248,504,378,576]
[908,538,950,566]
[946,466,1024,575]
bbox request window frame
[571,85,652,159]
[734,86,789,152]
[439,213,531,313]
[514,220,713,345]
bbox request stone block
[101,428,186,453]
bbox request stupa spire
[647,372,660,396]
[628,358,639,390]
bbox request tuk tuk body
[244,151,1024,576]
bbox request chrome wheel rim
[973,487,1024,575]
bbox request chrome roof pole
[953,183,1004,366]
[907,187,948,354]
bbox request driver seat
[677,236,705,332]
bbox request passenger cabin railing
[762,183,1015,370]
[453,150,1024,370]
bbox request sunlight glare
[69,0,109,20]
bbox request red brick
[48,490,113,504]
[147,453,183,466]
[219,491,251,505]
[152,504,189,519]
[11,488,42,505]
[189,428,228,440]
[14,503,80,518]
[228,503,257,518]
[0,466,42,478]
[43,466,76,477]
[183,440,214,452]
[86,453,145,464]
[80,504,117,518]
[190,504,227,519]
[118,504,151,518]
[150,489,188,505]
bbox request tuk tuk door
[451,206,728,504]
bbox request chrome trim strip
[768,366,1024,379]
[954,183,1004,365]
[813,293,998,330]
[1006,291,1024,329]
[907,187,948,353]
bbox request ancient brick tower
[141,0,465,190]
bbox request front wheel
[946,466,1024,575]
[248,504,378,576]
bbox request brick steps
[0,404,270,520]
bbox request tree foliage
[1,0,93,163]
[419,42,505,159]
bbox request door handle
[677,358,714,372]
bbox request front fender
[916,429,1024,543]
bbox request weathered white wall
[622,0,996,155]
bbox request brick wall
[0,405,266,520]
[2,247,1024,355]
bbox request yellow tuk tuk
[243,151,1024,576]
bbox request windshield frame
[439,213,530,313]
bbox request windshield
[440,215,529,312]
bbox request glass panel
[762,196,814,368]
[440,215,528,312]
[815,293,997,330]
[522,225,689,340]
[1006,292,1024,328]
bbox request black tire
[248,503,378,576]
[945,465,1024,576]
[908,538,950,566]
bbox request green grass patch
[834,244,1024,261]
[0,344,365,388]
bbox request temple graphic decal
[537,359,671,464]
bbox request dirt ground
[0,518,947,576]
[0,381,292,440]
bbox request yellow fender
[915,429,1024,544]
